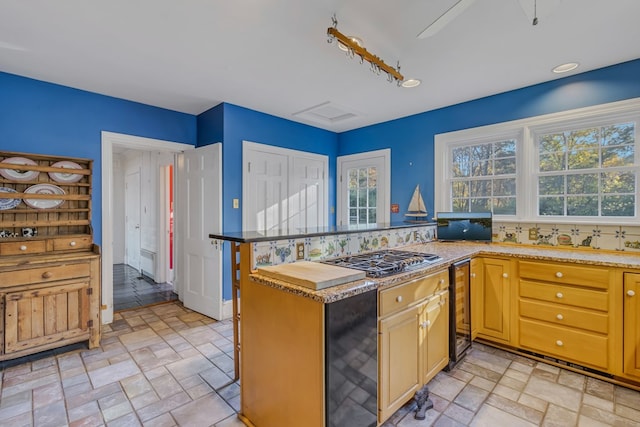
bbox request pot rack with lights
[326,15,405,86]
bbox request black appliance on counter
[436,212,492,242]
[447,259,472,369]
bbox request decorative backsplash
[251,222,640,269]
[493,222,640,253]
[252,225,437,269]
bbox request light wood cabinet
[475,257,512,343]
[0,151,100,361]
[623,272,640,379]
[378,270,449,423]
[379,305,421,419]
[470,258,481,340]
[421,291,449,383]
[517,260,613,371]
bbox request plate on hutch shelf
[49,160,83,183]
[24,183,65,209]
[0,187,21,210]
[0,157,39,182]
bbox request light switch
[233,198,239,209]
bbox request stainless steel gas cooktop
[321,249,442,278]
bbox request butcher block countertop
[249,242,640,304]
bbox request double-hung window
[535,121,636,218]
[435,98,640,224]
[450,138,518,214]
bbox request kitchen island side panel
[241,277,325,427]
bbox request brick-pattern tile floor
[0,300,639,426]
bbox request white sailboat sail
[405,185,428,218]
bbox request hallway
[113,264,177,312]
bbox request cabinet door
[623,273,640,378]
[379,306,420,422]
[470,258,482,340]
[421,291,449,383]
[477,258,511,342]
[4,281,90,354]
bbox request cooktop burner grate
[322,249,442,278]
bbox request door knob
[502,273,508,278]
[628,290,636,297]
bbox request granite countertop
[209,221,434,243]
[249,242,640,304]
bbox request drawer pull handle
[42,271,53,279]
[396,296,403,303]
[420,320,430,329]
[556,314,564,320]
[20,245,27,251]
[502,273,509,278]
[69,241,77,247]
[555,272,563,278]
[556,292,564,299]
[628,290,636,297]
[556,340,564,347]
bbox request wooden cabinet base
[0,249,101,361]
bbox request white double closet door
[243,141,328,233]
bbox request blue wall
[338,58,640,222]
[197,102,339,299]
[3,58,640,307]
[0,72,197,244]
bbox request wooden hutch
[0,151,100,360]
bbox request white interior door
[244,146,289,232]
[125,171,141,270]
[177,143,223,320]
[337,149,391,226]
[243,141,328,233]
[290,156,325,230]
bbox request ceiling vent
[293,101,361,125]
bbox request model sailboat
[405,185,429,222]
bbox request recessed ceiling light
[401,79,421,88]
[338,36,363,52]
[552,62,579,74]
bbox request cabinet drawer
[53,236,93,251]
[519,261,609,290]
[0,240,47,256]
[519,318,609,370]
[519,299,608,334]
[379,270,448,317]
[519,280,608,311]
[0,262,91,287]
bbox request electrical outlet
[296,242,305,260]
[528,228,538,240]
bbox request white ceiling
[1,0,639,133]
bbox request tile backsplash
[493,222,640,253]
[251,225,436,269]
[251,222,640,269]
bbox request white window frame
[435,97,640,224]
[337,149,391,226]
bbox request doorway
[101,132,193,324]
[112,150,178,312]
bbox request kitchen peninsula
[210,225,640,427]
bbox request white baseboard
[222,299,236,320]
